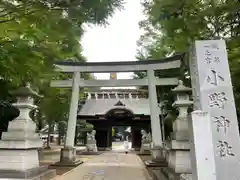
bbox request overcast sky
[81,1,144,80]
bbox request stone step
[152,169,168,180]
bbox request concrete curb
[137,155,153,180]
[49,153,96,180]
[49,163,81,180]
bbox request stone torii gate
[50,54,183,166]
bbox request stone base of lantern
[0,148,39,170]
[51,147,83,167]
[144,147,167,167]
[0,166,56,180]
[0,119,56,179]
[161,140,191,180]
[0,148,56,180]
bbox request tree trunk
[57,123,61,145]
[84,132,87,145]
[57,122,66,145]
[36,111,43,132]
[46,123,52,149]
[74,136,77,145]
[74,126,78,146]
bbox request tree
[0,0,125,95]
[0,100,19,139]
[0,0,124,86]
[0,0,124,139]
[57,120,67,145]
[39,86,70,148]
[138,0,240,58]
[137,0,240,106]
[137,0,240,136]
[0,0,125,89]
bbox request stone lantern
[162,80,193,180]
[172,80,192,132]
[0,83,56,179]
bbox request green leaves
[0,0,124,85]
[139,0,240,59]
[137,0,240,113]
[40,87,71,124]
[0,0,124,131]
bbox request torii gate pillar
[53,72,83,167]
[146,69,166,167]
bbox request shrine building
[77,73,160,150]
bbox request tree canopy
[0,0,124,135]
[0,0,124,85]
[137,0,240,111]
[138,0,240,57]
[135,0,240,136]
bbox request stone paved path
[57,152,151,180]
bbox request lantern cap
[10,82,43,98]
[172,80,191,93]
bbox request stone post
[0,83,56,179]
[145,69,166,167]
[182,40,240,180]
[54,72,83,166]
[162,80,192,180]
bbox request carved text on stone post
[217,141,235,158]
[208,92,227,109]
[203,44,221,64]
[213,116,230,134]
[206,70,224,86]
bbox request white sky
[81,1,144,80]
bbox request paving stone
[58,152,152,180]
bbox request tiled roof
[78,98,159,116]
